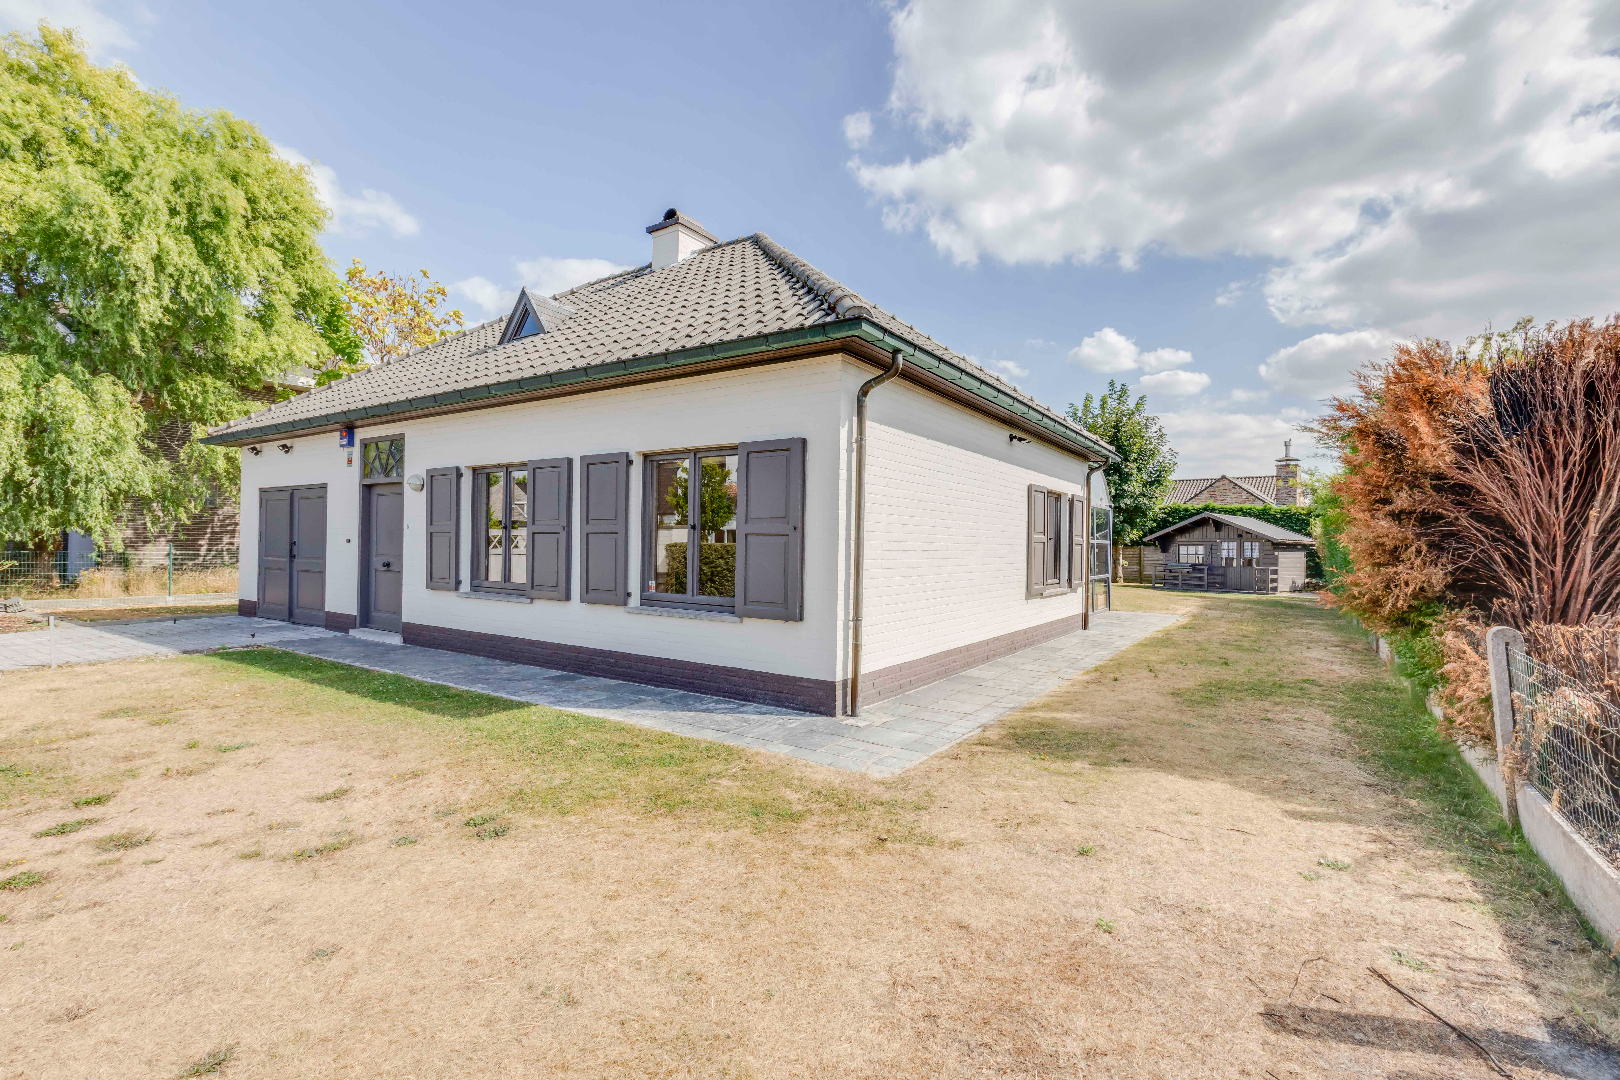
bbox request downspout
[848,348,904,716]
[1082,460,1104,631]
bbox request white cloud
[1215,281,1245,307]
[1138,369,1211,397]
[1070,326,1195,375]
[514,256,630,299]
[977,356,1028,381]
[1259,329,1393,399]
[453,276,507,316]
[455,257,634,317]
[0,0,146,59]
[842,111,875,149]
[275,145,419,239]
[1070,327,1139,373]
[1158,408,1315,477]
[853,0,1620,339]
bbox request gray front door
[258,485,326,625]
[258,488,292,621]
[290,487,327,626]
[365,483,405,632]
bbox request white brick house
[205,211,1116,716]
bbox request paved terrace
[0,611,1177,777]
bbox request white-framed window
[1242,540,1260,565]
[1178,544,1205,564]
[1219,540,1236,563]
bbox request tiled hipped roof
[1169,474,1279,505]
[206,234,1114,460]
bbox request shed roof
[1141,511,1315,546]
[1169,474,1278,505]
[204,233,1115,461]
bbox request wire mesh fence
[1506,644,1620,870]
[1,548,238,600]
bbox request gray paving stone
[2,609,1176,778]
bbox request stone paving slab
[274,609,1177,776]
[0,615,335,671]
[0,609,1177,777]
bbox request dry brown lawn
[2,588,1617,1078]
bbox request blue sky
[10,0,1620,478]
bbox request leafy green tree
[666,460,737,535]
[0,25,354,555]
[1068,380,1177,553]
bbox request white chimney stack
[647,208,718,270]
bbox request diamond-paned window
[363,438,404,479]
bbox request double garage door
[258,486,327,626]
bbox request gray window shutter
[1028,484,1049,598]
[735,438,805,621]
[1070,493,1086,591]
[425,467,459,591]
[580,452,629,605]
[526,457,572,601]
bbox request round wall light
[406,473,425,492]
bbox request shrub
[660,542,735,597]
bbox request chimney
[1275,439,1302,506]
[646,208,718,270]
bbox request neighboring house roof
[1141,511,1314,546]
[204,233,1116,462]
[1169,474,1278,505]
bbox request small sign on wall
[338,426,355,447]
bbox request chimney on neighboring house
[647,208,718,270]
[1275,439,1302,506]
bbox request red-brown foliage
[1316,316,1620,631]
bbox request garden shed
[1140,512,1314,593]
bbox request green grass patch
[989,720,1132,765]
[180,1046,234,1076]
[1,870,45,891]
[95,830,154,852]
[291,835,356,859]
[72,792,114,807]
[32,817,99,837]
[201,648,927,835]
[308,786,351,802]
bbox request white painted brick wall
[240,358,846,681]
[237,353,1110,688]
[848,362,1108,675]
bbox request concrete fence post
[1485,625,1524,829]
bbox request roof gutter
[204,318,1119,465]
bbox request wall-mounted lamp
[246,446,262,456]
[276,443,294,454]
[406,473,425,492]
[1008,433,1031,444]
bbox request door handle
[381,561,393,570]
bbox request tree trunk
[28,531,62,589]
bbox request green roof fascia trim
[840,321,1117,463]
[203,318,1116,462]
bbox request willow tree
[0,25,355,554]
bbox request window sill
[627,604,742,624]
[456,590,532,604]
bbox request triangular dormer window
[497,287,577,345]
[500,289,546,345]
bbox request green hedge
[662,542,736,597]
